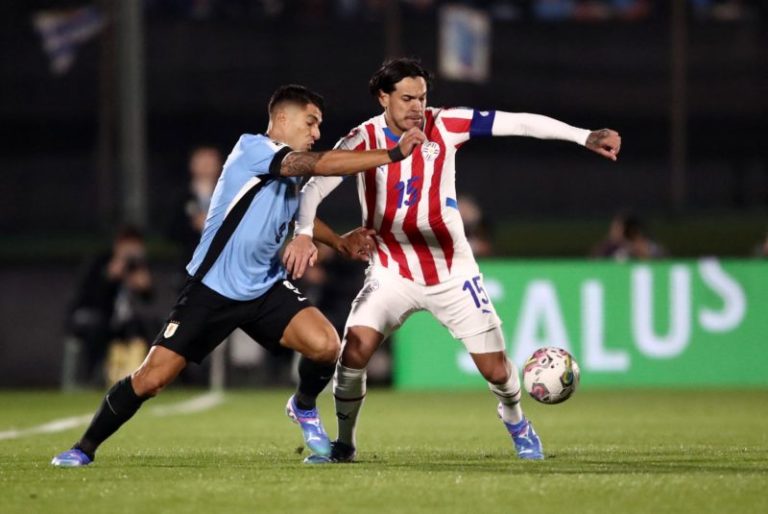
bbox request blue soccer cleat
[303,454,333,464]
[286,395,331,458]
[498,404,544,460]
[51,448,92,468]
[303,440,357,465]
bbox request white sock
[488,359,524,425]
[333,363,367,448]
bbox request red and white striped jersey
[337,107,496,286]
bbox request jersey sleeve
[242,137,292,177]
[334,127,369,151]
[435,107,496,147]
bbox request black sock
[74,376,150,459]
[294,356,335,410]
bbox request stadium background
[0,0,766,389]
[1,3,767,514]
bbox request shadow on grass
[112,447,768,476]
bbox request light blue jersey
[186,134,301,301]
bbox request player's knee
[306,327,340,364]
[340,332,371,368]
[131,370,173,397]
[480,362,510,385]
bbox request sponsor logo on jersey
[164,321,180,339]
[421,141,441,162]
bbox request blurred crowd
[144,0,766,22]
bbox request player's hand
[397,127,428,158]
[283,234,317,280]
[586,129,621,161]
[336,227,375,262]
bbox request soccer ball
[522,347,580,404]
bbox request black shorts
[152,277,312,364]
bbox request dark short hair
[623,216,645,240]
[368,58,433,96]
[268,84,325,115]
[114,225,144,243]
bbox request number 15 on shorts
[462,275,492,314]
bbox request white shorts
[345,264,503,351]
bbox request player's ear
[377,91,389,110]
[273,107,288,126]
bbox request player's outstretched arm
[488,111,621,161]
[279,127,426,177]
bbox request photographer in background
[65,227,155,387]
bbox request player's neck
[265,129,288,147]
[383,114,404,137]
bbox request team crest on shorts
[421,142,441,162]
[164,321,180,339]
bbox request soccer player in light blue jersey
[52,85,426,467]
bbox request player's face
[379,76,427,135]
[282,103,323,151]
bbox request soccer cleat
[498,404,544,460]
[51,448,92,467]
[330,440,356,463]
[303,454,333,464]
[286,395,331,457]
[303,441,357,465]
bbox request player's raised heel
[51,448,92,467]
[497,404,544,460]
[286,395,331,458]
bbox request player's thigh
[345,266,423,340]
[427,271,502,341]
[238,279,336,362]
[152,280,240,365]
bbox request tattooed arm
[279,126,427,177]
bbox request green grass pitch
[1,389,766,514]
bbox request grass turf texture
[1,390,766,514]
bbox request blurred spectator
[64,227,155,388]
[167,146,223,279]
[458,194,494,257]
[620,215,665,260]
[591,211,628,258]
[753,231,768,258]
[592,212,665,260]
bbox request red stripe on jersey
[379,141,413,280]
[427,113,455,272]
[363,124,389,267]
[402,126,440,285]
[441,117,471,134]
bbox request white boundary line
[0,392,225,441]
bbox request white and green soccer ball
[522,347,580,405]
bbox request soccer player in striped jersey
[51,84,426,467]
[285,59,621,462]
